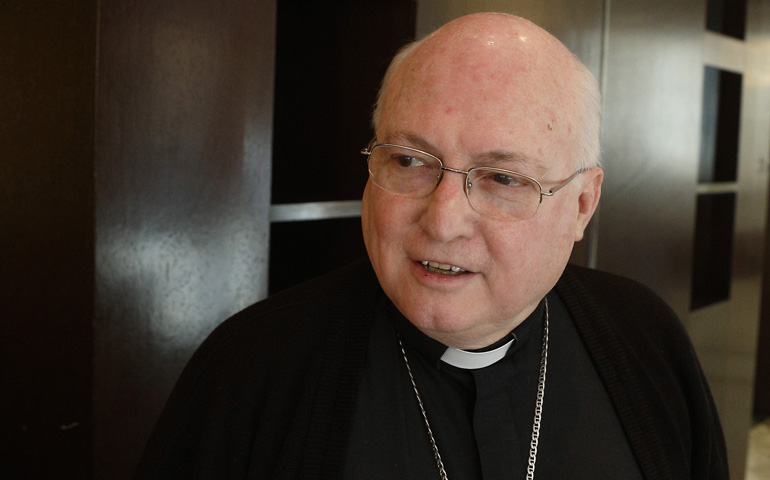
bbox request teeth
[420,260,467,274]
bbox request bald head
[361,13,605,348]
[372,12,601,170]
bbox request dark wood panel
[0,1,97,477]
[94,0,275,477]
[755,189,770,417]
[272,1,416,204]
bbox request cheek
[361,183,381,259]
[535,202,581,271]
[362,184,412,264]
[486,212,574,293]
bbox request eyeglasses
[361,139,585,220]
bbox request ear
[574,167,603,242]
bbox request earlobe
[574,167,603,242]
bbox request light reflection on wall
[93,0,275,475]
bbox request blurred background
[2,0,769,478]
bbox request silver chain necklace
[398,298,549,480]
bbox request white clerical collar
[440,335,516,369]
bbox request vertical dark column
[0,1,97,478]
[94,0,275,477]
[269,1,415,294]
[757,199,770,417]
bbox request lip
[408,259,477,287]
[419,260,468,273]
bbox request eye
[394,154,426,168]
[470,169,536,198]
[490,173,524,186]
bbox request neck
[424,329,512,351]
[417,306,539,350]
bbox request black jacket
[135,258,728,479]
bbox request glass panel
[706,0,747,40]
[699,67,742,183]
[691,192,736,310]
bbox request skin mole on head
[547,116,559,131]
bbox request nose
[418,168,477,242]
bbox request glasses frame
[361,138,586,220]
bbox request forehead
[378,28,578,171]
[385,18,573,108]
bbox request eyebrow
[389,130,547,173]
[475,151,546,172]
[389,131,435,152]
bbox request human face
[361,18,602,349]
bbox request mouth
[420,260,468,275]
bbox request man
[136,12,728,479]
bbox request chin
[397,300,474,334]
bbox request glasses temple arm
[542,168,587,197]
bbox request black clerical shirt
[343,292,644,480]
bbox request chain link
[399,297,549,480]
[527,297,549,480]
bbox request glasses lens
[467,168,541,220]
[367,145,441,197]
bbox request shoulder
[557,263,679,330]
[137,259,381,477]
[559,263,668,307]
[555,263,693,375]
[194,256,381,366]
[556,266,728,478]
[153,257,381,411]
[556,263,701,396]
